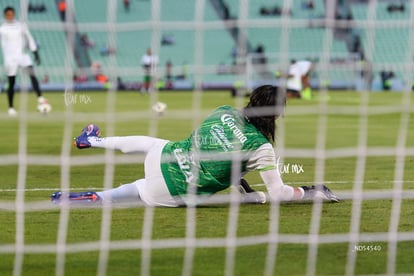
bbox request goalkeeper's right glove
[238,179,266,204]
[301,184,340,202]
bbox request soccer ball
[37,102,52,114]
[152,101,167,115]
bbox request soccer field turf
[1,90,414,275]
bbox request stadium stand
[71,0,235,84]
[0,0,393,90]
[349,2,410,89]
[221,0,351,87]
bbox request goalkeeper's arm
[260,169,304,201]
[259,169,339,202]
[248,144,338,202]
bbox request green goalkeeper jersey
[160,105,270,196]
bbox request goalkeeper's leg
[51,178,179,206]
[27,66,42,98]
[97,178,177,206]
[74,124,169,154]
[51,182,141,204]
[6,76,17,116]
[87,135,168,154]
[97,181,141,203]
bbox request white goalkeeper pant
[90,136,180,207]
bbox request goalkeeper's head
[4,6,15,22]
[243,85,286,142]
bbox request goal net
[1,0,414,275]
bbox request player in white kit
[286,60,313,99]
[0,6,48,116]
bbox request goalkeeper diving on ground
[51,85,339,206]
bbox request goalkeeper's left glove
[33,51,41,66]
[238,178,266,204]
[301,184,340,202]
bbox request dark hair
[3,6,15,14]
[4,6,15,14]
[243,85,285,142]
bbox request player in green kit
[51,85,338,206]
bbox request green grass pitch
[1,90,414,275]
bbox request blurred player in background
[140,47,158,93]
[0,6,48,116]
[286,59,313,99]
[51,85,339,207]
